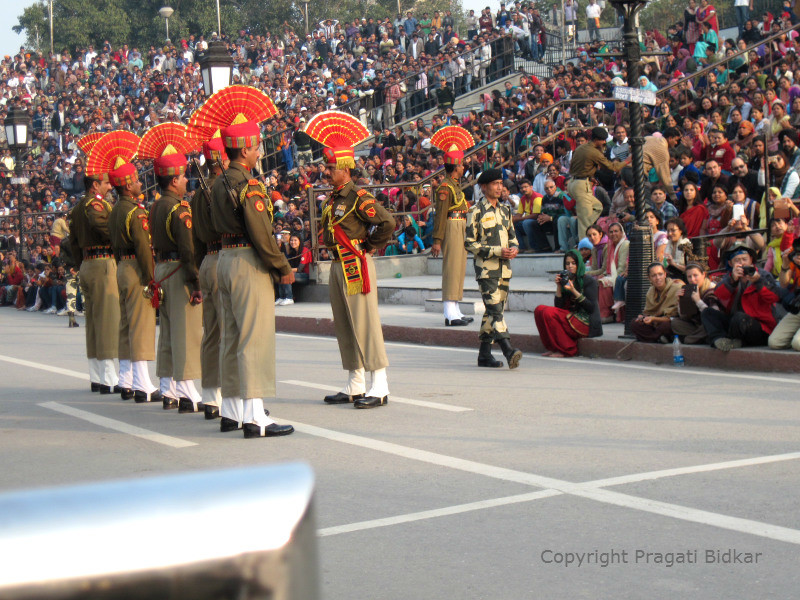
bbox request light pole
[302,0,310,36]
[4,104,32,262]
[48,0,54,56]
[199,40,234,97]
[159,6,174,44]
[216,0,221,34]
[609,0,652,336]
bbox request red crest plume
[187,85,278,135]
[137,123,202,159]
[85,131,139,177]
[77,132,105,157]
[304,110,370,149]
[430,126,475,154]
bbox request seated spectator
[631,262,684,343]
[648,185,680,221]
[525,178,571,253]
[764,217,795,277]
[701,244,781,351]
[712,212,766,258]
[1,254,23,306]
[594,222,628,324]
[577,237,593,264]
[397,214,425,253]
[512,178,543,253]
[645,208,668,263]
[679,180,708,236]
[664,217,693,280]
[769,239,800,351]
[585,225,608,276]
[286,234,312,283]
[671,263,721,344]
[533,249,601,357]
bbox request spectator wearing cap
[567,127,627,239]
[702,244,781,351]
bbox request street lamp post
[609,0,653,336]
[198,40,234,97]
[159,6,174,44]
[302,0,310,36]
[4,104,32,262]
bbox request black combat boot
[477,342,503,368]
[498,338,522,369]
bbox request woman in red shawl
[680,181,708,238]
[696,0,719,35]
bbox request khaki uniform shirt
[433,176,468,244]
[210,161,291,277]
[321,181,394,251]
[569,142,625,179]
[465,198,518,280]
[190,172,220,268]
[69,192,113,267]
[149,189,199,290]
[109,195,155,285]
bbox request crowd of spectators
[2,1,800,353]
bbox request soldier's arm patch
[185,218,192,229]
[255,199,265,212]
[358,198,375,210]
[438,190,449,202]
[365,207,377,218]
[179,211,191,221]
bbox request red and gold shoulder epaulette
[90,200,105,212]
[180,200,190,208]
[356,189,368,197]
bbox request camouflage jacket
[464,198,518,280]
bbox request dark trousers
[700,308,769,346]
[631,318,673,343]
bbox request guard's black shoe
[90,382,101,392]
[354,395,388,409]
[477,342,503,368]
[178,398,204,413]
[134,390,162,404]
[119,388,134,400]
[220,417,242,432]
[461,316,475,323]
[243,423,294,438]
[113,385,125,394]
[498,338,522,369]
[445,318,468,326]
[324,392,365,404]
[162,396,179,410]
[204,405,220,420]
[99,385,114,394]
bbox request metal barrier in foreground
[0,462,318,600]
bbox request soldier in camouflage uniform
[465,169,523,369]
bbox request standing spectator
[586,0,603,43]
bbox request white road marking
[0,354,89,380]
[588,451,800,489]
[280,380,472,412]
[40,402,197,448]
[278,333,800,385]
[319,490,561,537]
[290,419,800,545]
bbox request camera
[788,294,800,315]
[558,270,571,285]
[742,265,756,276]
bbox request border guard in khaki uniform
[97,131,162,403]
[138,123,204,412]
[189,132,229,420]
[305,111,395,408]
[465,169,523,369]
[76,133,121,393]
[430,125,475,326]
[191,85,295,438]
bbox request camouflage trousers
[65,274,79,313]
[478,277,510,343]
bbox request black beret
[591,126,608,141]
[477,168,503,184]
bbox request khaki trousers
[155,261,202,381]
[217,248,276,399]
[567,178,603,239]
[117,259,156,362]
[199,253,221,389]
[329,254,389,371]
[441,218,467,301]
[79,257,119,360]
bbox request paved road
[1,310,799,599]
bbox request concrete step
[423,298,485,315]
[425,253,565,277]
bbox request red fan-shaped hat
[305,111,370,170]
[138,123,202,177]
[85,131,140,186]
[77,132,105,157]
[188,85,277,149]
[430,126,475,165]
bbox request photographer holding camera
[701,244,781,351]
[533,249,601,358]
[768,239,800,351]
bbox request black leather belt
[207,240,222,253]
[221,234,251,248]
[157,251,180,261]
[83,246,112,259]
[447,211,467,219]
